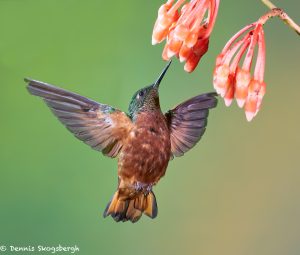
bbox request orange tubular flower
[213,19,266,121]
[213,6,300,122]
[152,0,220,73]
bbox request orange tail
[103,190,158,223]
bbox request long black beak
[153,61,172,89]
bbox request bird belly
[118,126,171,185]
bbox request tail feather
[144,192,158,218]
[103,190,157,223]
[125,200,142,223]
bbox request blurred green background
[0,0,299,254]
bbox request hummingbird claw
[133,182,153,195]
[146,185,153,193]
[134,182,143,191]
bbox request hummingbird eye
[137,90,144,99]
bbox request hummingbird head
[128,61,171,119]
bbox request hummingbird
[25,61,217,223]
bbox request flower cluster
[152,0,219,72]
[213,22,266,121]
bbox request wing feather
[26,78,133,158]
[165,92,218,157]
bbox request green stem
[261,0,300,35]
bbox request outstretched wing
[26,78,133,158]
[165,92,218,157]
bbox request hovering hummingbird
[25,61,217,223]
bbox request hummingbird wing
[165,92,218,157]
[26,78,133,158]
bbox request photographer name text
[0,245,79,254]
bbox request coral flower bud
[213,64,230,96]
[184,37,209,72]
[152,1,180,45]
[256,81,266,114]
[244,79,261,121]
[167,37,183,58]
[185,31,198,48]
[235,68,251,108]
[224,75,235,106]
[179,44,193,62]
[174,24,190,41]
[245,96,258,122]
[162,44,170,61]
[184,54,202,73]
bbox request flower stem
[261,0,276,9]
[261,0,300,35]
[221,23,256,54]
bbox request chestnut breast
[118,111,171,184]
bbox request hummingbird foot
[133,182,153,195]
[146,185,153,193]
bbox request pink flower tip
[152,37,159,45]
[245,111,255,122]
[224,98,233,107]
[236,99,246,108]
